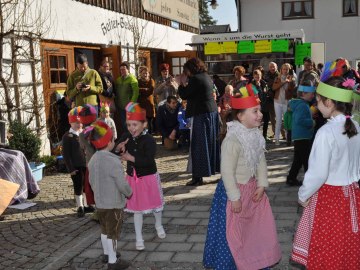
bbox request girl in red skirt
[117,102,165,251]
[292,72,360,270]
[212,87,281,270]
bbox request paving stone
[0,137,302,269]
[146,251,174,262]
[172,252,203,263]
[157,243,193,252]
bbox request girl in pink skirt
[117,102,165,251]
[211,87,281,270]
[291,71,360,269]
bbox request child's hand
[115,138,129,154]
[120,151,135,162]
[298,199,310,207]
[70,170,78,176]
[252,187,265,202]
[231,199,242,213]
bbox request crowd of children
[60,57,360,270]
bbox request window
[49,55,68,85]
[343,0,358,16]
[282,1,314,20]
[171,57,188,76]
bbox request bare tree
[0,0,51,135]
[112,14,166,76]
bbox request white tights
[133,211,163,242]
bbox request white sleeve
[298,130,332,202]
[221,136,241,201]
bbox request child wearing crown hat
[291,69,360,269]
[88,120,132,269]
[98,102,117,140]
[286,84,316,187]
[62,106,88,217]
[203,87,281,270]
[77,104,98,215]
[116,102,165,251]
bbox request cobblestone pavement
[0,138,305,270]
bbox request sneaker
[135,240,145,251]
[156,226,166,239]
[102,252,121,263]
[107,258,130,270]
[275,140,280,146]
[77,207,85,217]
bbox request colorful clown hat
[125,102,146,121]
[90,120,113,149]
[79,104,97,125]
[317,60,360,103]
[100,102,110,113]
[231,84,260,109]
[68,106,82,123]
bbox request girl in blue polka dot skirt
[203,87,281,270]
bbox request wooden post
[11,37,22,122]
[29,35,41,135]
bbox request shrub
[8,121,41,162]
[38,155,56,167]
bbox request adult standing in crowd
[114,61,139,135]
[66,54,103,108]
[264,62,280,138]
[251,69,270,140]
[98,59,114,98]
[297,57,320,87]
[272,63,296,145]
[97,58,115,114]
[137,66,156,134]
[213,74,227,99]
[154,63,178,105]
[178,58,220,186]
[228,66,248,95]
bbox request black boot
[186,177,203,186]
[286,178,302,186]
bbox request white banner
[142,0,199,28]
[192,29,305,43]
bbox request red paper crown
[68,106,82,123]
[231,96,260,109]
[231,84,260,109]
[79,104,97,125]
[125,102,146,121]
[90,121,113,149]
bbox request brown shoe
[108,259,130,270]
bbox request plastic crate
[29,162,46,182]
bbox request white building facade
[239,0,360,66]
[0,0,197,154]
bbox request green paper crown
[316,82,354,103]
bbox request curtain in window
[344,0,357,13]
[294,2,302,12]
[304,1,312,15]
[284,2,292,16]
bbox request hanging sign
[254,40,272,53]
[222,42,237,54]
[271,39,289,52]
[237,41,255,54]
[295,43,312,65]
[204,42,223,55]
